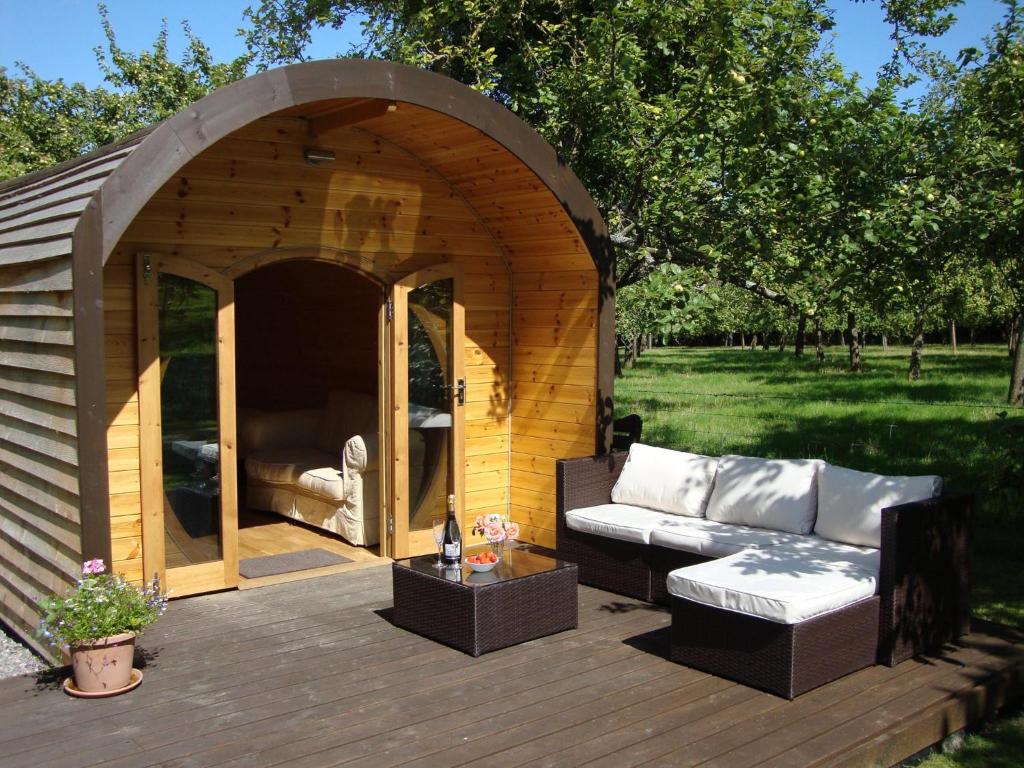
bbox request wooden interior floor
[165,507,387,587]
[2,569,1021,768]
[237,509,386,589]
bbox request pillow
[815,464,942,548]
[705,455,823,534]
[610,443,719,517]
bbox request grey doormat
[239,549,352,579]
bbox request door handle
[455,378,466,407]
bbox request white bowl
[465,556,499,572]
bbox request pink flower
[483,522,504,543]
[474,516,485,529]
[505,522,520,541]
[82,559,106,575]
[485,513,503,526]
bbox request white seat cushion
[705,455,823,534]
[815,463,943,548]
[666,540,880,624]
[611,444,719,517]
[565,504,675,544]
[297,466,346,501]
[649,517,807,558]
[245,449,336,485]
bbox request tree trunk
[882,333,889,352]
[1009,312,1024,405]
[630,335,639,367]
[761,332,770,351]
[749,333,758,350]
[740,330,746,348]
[950,319,958,355]
[1011,314,1021,359]
[615,343,623,376]
[908,310,927,381]
[778,332,787,353]
[847,311,862,372]
[815,318,826,366]
[794,314,806,358]
[969,327,976,349]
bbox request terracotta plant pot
[70,632,136,693]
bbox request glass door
[389,265,465,559]
[136,254,238,595]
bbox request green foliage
[0,4,249,182]
[37,560,167,648]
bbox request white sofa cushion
[649,517,807,558]
[297,466,346,501]
[666,540,880,624]
[705,455,823,534]
[565,504,674,544]
[815,463,943,548]
[245,449,335,485]
[611,444,719,517]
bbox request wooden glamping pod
[0,59,615,652]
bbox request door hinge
[142,254,152,284]
[387,512,394,534]
[385,297,394,322]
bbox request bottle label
[444,542,461,559]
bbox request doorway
[135,254,467,593]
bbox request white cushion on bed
[705,455,823,534]
[565,504,673,544]
[666,540,880,624]
[815,463,943,548]
[649,517,807,558]
[611,443,719,517]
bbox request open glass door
[389,265,465,559]
[136,254,238,596]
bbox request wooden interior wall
[103,115,515,578]
[358,105,599,549]
[234,260,379,411]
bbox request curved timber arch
[221,245,391,286]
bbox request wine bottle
[442,493,461,565]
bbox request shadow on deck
[0,565,1021,768]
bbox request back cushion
[611,443,719,517]
[706,455,822,534]
[317,390,379,454]
[815,464,942,548]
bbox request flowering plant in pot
[37,559,167,694]
[472,514,520,557]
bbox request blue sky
[0,0,1009,101]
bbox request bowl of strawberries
[465,550,500,572]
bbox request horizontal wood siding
[0,148,135,653]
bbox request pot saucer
[63,668,143,698]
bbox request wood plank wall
[0,149,138,652]
[360,106,599,549]
[103,115,521,576]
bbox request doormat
[239,549,352,579]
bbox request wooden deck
[1,565,1021,768]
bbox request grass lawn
[913,708,1024,767]
[615,344,1024,627]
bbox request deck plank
[0,567,1019,768]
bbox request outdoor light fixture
[303,147,337,165]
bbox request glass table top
[394,545,574,587]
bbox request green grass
[912,709,1024,767]
[616,344,1024,627]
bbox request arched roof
[0,59,616,561]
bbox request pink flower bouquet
[472,514,520,544]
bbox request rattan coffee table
[391,546,579,656]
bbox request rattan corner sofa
[555,446,972,698]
